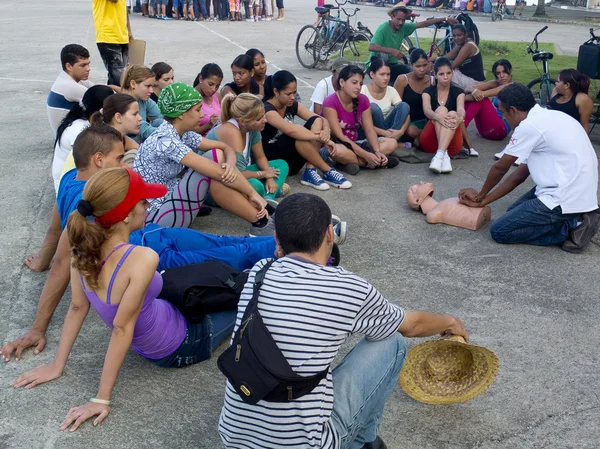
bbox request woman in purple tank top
[12,168,237,432]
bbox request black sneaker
[196,205,212,217]
[561,209,600,254]
[386,156,400,168]
[361,436,388,449]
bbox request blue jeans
[151,311,237,368]
[331,334,406,449]
[371,102,410,133]
[129,224,277,272]
[194,0,208,17]
[490,187,581,246]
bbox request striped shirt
[218,256,405,449]
[46,71,93,136]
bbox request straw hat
[388,2,412,17]
[399,335,499,405]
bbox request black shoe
[361,436,388,449]
[196,205,213,217]
[386,156,400,168]
[338,163,360,175]
[561,209,600,254]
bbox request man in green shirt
[367,2,458,83]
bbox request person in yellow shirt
[92,0,134,86]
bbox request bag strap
[212,264,242,292]
[236,260,275,335]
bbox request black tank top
[548,94,580,122]
[459,43,485,82]
[402,74,433,122]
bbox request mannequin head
[407,182,435,210]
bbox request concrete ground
[1,0,600,448]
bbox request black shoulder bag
[217,261,329,405]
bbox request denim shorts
[151,318,212,368]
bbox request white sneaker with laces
[441,152,453,173]
[469,148,479,157]
[429,153,443,174]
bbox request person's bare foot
[24,254,50,272]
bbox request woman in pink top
[193,63,223,136]
[322,65,400,174]
[11,168,236,432]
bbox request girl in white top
[52,85,115,192]
[361,58,410,141]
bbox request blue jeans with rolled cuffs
[370,102,411,134]
[490,187,581,246]
[331,333,407,449]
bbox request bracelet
[257,171,263,178]
[90,397,111,406]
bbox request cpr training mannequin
[407,182,491,231]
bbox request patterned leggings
[145,150,216,228]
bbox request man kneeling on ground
[459,83,599,253]
[218,193,468,449]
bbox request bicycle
[578,28,600,132]
[491,0,506,21]
[400,12,480,60]
[295,0,372,69]
[525,26,556,106]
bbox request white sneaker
[468,148,479,157]
[429,153,443,174]
[441,152,453,173]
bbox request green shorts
[411,119,428,131]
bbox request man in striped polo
[219,193,468,449]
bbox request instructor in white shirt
[459,83,599,253]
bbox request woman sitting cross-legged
[548,68,594,135]
[262,70,351,190]
[11,168,237,431]
[207,93,291,202]
[221,54,264,97]
[193,63,224,137]
[445,24,486,91]
[361,58,410,142]
[133,82,273,235]
[421,57,466,174]
[463,59,514,145]
[322,65,401,175]
[394,49,435,143]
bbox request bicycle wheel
[491,7,497,21]
[340,32,371,69]
[527,77,556,106]
[402,36,414,54]
[296,25,321,69]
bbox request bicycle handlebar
[528,26,547,54]
[334,0,348,6]
[342,7,359,18]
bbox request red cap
[95,169,167,228]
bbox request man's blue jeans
[331,334,406,449]
[490,187,581,246]
[370,102,410,134]
[129,224,276,272]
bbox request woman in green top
[207,93,290,201]
[367,3,458,84]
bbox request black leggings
[262,116,318,175]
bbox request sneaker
[249,216,276,237]
[455,148,470,160]
[333,221,347,245]
[196,205,212,217]
[323,168,352,189]
[265,16,273,20]
[163,15,173,20]
[319,147,335,167]
[266,198,279,210]
[246,17,255,22]
[337,163,360,175]
[276,183,291,197]
[300,168,330,191]
[360,436,388,449]
[429,153,443,174]
[468,147,479,157]
[386,156,400,168]
[331,214,341,224]
[441,152,453,173]
[276,16,284,20]
[561,209,600,254]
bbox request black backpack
[159,260,249,322]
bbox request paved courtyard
[1,0,599,448]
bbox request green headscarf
[158,82,202,118]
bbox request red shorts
[418,120,463,156]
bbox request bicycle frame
[404,15,456,57]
